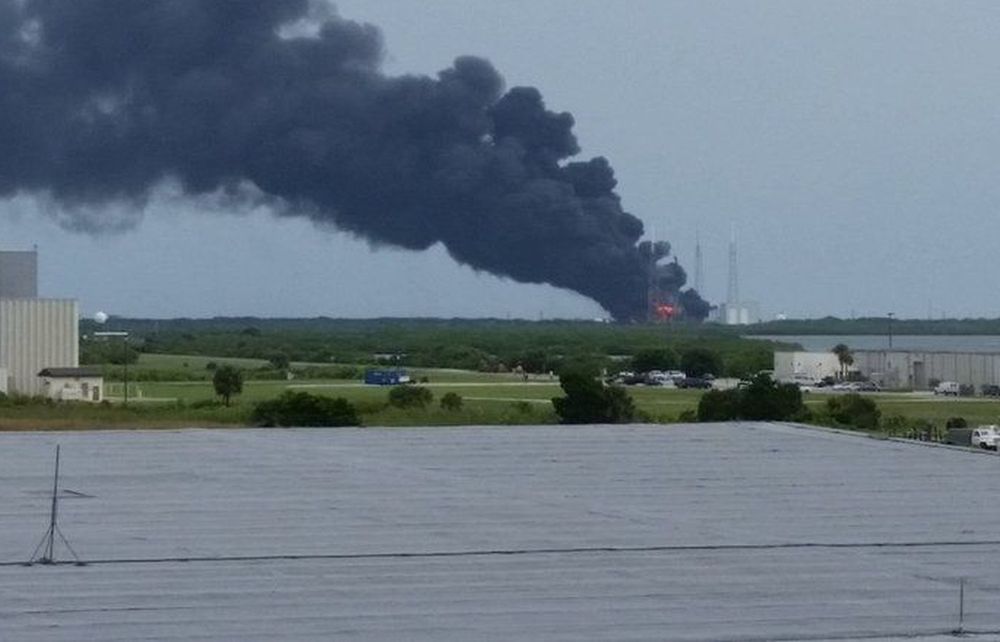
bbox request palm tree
[832,343,852,380]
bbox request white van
[972,426,1000,450]
[934,381,961,396]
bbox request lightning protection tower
[726,225,739,307]
[694,231,704,294]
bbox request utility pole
[94,331,129,404]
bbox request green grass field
[10,352,1000,430]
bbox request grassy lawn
[12,352,1000,430]
[801,392,1000,427]
[111,379,698,426]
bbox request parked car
[676,377,713,389]
[934,381,961,396]
[982,384,1000,398]
[854,381,880,392]
[645,371,675,386]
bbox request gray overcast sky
[3,0,999,320]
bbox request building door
[913,361,926,390]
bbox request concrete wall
[774,351,842,382]
[0,251,38,298]
[853,350,1000,390]
[39,375,103,402]
[0,299,78,396]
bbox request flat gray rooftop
[2,423,1000,640]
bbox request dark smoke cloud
[0,0,707,321]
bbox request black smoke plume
[0,0,708,321]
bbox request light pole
[887,312,895,350]
[94,330,129,405]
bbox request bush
[631,348,679,373]
[80,341,140,366]
[296,365,360,380]
[0,394,54,407]
[189,398,224,409]
[945,416,967,429]
[677,409,697,423]
[440,392,463,411]
[680,348,722,378]
[912,418,940,441]
[552,370,636,424]
[826,394,881,430]
[722,346,773,379]
[696,374,805,422]
[251,391,360,427]
[266,351,290,370]
[882,414,910,437]
[697,389,742,422]
[388,385,434,409]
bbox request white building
[853,350,1000,390]
[38,367,103,402]
[773,351,845,383]
[0,298,79,396]
[715,301,760,325]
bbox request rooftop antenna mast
[29,445,83,566]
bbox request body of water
[750,334,1000,353]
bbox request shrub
[722,347,773,379]
[631,348,679,373]
[697,389,741,422]
[388,385,434,409]
[912,418,940,441]
[882,414,910,436]
[675,409,696,423]
[945,416,967,429]
[189,398,224,409]
[552,370,636,424]
[680,348,722,378]
[440,392,463,411]
[266,351,291,370]
[296,365,360,380]
[512,400,533,414]
[696,374,805,422]
[826,394,881,430]
[251,391,359,427]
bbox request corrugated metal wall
[854,350,1000,390]
[0,299,78,395]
